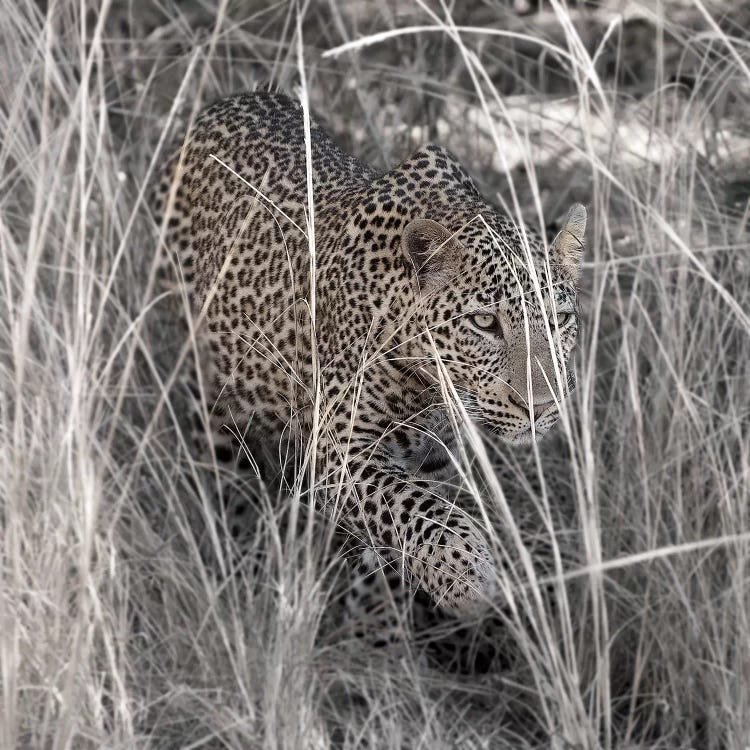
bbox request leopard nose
[533,400,555,420]
[507,392,526,412]
[508,392,555,420]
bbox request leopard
[152,90,586,624]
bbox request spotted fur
[153,91,586,616]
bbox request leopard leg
[318,425,497,617]
[342,550,412,650]
[340,543,507,673]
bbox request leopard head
[400,203,586,444]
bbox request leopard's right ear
[549,203,586,284]
[401,218,461,290]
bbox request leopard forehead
[333,154,565,312]
[341,196,569,318]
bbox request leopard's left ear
[549,204,586,284]
[401,217,461,291]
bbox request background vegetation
[1,0,749,747]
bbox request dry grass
[1,1,749,748]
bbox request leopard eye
[469,313,498,331]
[556,311,575,328]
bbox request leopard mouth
[511,418,556,444]
[487,403,561,443]
[463,392,560,441]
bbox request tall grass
[1,1,748,748]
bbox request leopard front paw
[410,520,496,616]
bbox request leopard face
[398,205,585,444]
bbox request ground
[1,1,749,748]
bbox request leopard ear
[401,218,460,289]
[549,204,586,284]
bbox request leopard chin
[484,415,558,445]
